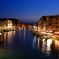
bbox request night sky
[0,0,59,24]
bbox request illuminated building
[0,18,20,31]
[37,15,59,33]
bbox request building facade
[0,18,20,31]
[37,15,59,32]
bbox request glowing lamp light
[47,39,52,48]
[8,23,12,28]
[33,25,37,29]
[0,33,2,35]
[44,28,45,30]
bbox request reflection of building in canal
[46,39,52,56]
[7,31,13,44]
[3,31,16,45]
[41,38,52,56]
[37,37,40,50]
[0,32,5,47]
[33,36,52,55]
[33,36,41,50]
[32,36,36,49]
[24,28,26,42]
[51,38,59,53]
[42,38,46,53]
[0,32,4,43]
[0,35,3,43]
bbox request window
[56,26,59,28]
[55,22,58,24]
[49,24,52,26]
[56,19,58,20]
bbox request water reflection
[46,39,52,56]
[33,36,36,49]
[0,29,59,59]
[33,37,53,56]
[37,37,40,50]
[4,32,7,40]
[42,38,52,56]
[3,31,16,46]
[52,38,59,53]
[46,39,52,51]
[7,31,13,44]
[23,28,26,42]
[42,38,46,53]
[55,40,59,50]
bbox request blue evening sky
[0,0,59,23]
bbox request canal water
[0,28,59,59]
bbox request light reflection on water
[32,36,36,49]
[42,38,46,53]
[24,28,26,43]
[37,37,40,50]
[7,31,13,44]
[33,35,59,58]
[0,29,59,59]
[46,39,52,56]
[3,31,16,46]
[38,37,52,56]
